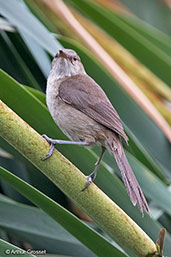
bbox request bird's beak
[58,49,68,60]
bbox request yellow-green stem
[0,100,157,257]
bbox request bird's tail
[107,134,150,214]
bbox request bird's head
[50,49,86,80]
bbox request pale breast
[46,77,107,144]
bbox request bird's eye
[55,53,58,58]
[73,56,77,61]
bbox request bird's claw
[81,175,93,191]
[81,170,97,191]
[42,134,55,161]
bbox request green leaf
[0,197,97,257]
[24,86,46,105]
[0,0,62,55]
[19,31,51,78]
[69,0,171,85]
[0,17,15,32]
[0,157,31,204]
[0,32,41,90]
[115,13,171,58]
[0,166,127,257]
[118,0,171,36]
[0,155,69,209]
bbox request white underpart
[49,57,86,82]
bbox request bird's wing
[58,74,128,142]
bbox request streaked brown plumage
[43,49,150,214]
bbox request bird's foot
[42,134,57,160]
[82,147,106,191]
[81,171,97,191]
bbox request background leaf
[0,0,62,55]
[0,166,128,257]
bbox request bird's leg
[42,134,91,160]
[82,146,106,191]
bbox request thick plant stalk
[0,100,157,257]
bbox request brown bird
[42,49,149,214]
